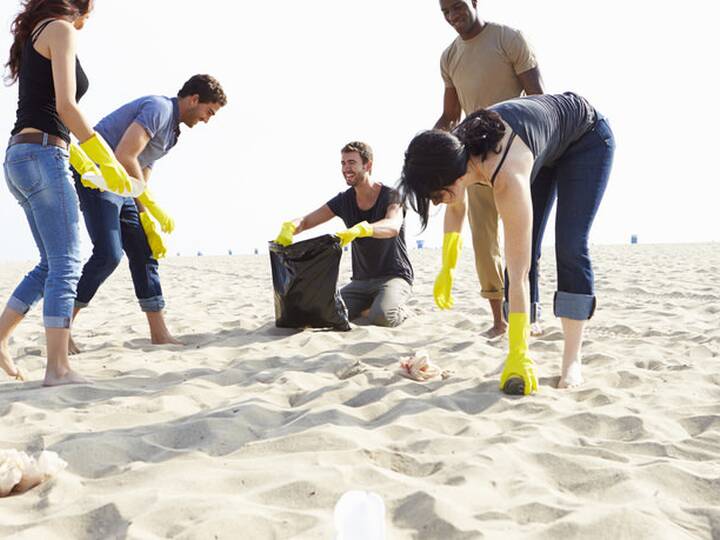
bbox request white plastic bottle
[334,490,386,540]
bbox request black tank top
[11,20,89,143]
[489,92,597,183]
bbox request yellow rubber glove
[79,133,133,194]
[69,143,104,191]
[499,312,538,396]
[336,221,373,247]
[434,232,462,310]
[139,212,167,260]
[275,221,297,246]
[137,189,175,234]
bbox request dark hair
[453,109,506,160]
[177,74,227,106]
[341,141,373,164]
[398,109,506,230]
[5,0,92,84]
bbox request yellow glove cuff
[79,133,113,163]
[441,232,462,268]
[137,189,156,209]
[507,312,530,355]
[355,221,374,238]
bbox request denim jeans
[73,172,164,312]
[3,142,82,328]
[341,277,412,327]
[505,116,615,320]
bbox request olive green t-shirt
[441,22,537,114]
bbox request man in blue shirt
[69,75,227,353]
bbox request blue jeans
[73,172,164,312]
[505,116,615,320]
[3,142,82,328]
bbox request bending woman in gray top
[399,93,615,395]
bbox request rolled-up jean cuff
[502,300,541,323]
[553,291,596,320]
[139,295,165,313]
[481,289,504,301]
[7,296,31,315]
[74,299,89,309]
[44,315,72,329]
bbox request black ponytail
[453,109,506,160]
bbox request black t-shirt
[327,185,414,285]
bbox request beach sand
[1,243,719,539]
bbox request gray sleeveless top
[489,92,596,182]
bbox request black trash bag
[269,234,350,331]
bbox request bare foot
[483,323,507,339]
[558,359,583,389]
[530,322,544,337]
[150,334,184,346]
[1,341,25,381]
[43,368,88,387]
[68,335,81,355]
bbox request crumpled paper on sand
[399,350,450,381]
[0,449,67,497]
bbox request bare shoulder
[491,124,534,193]
[41,19,76,45]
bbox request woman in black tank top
[399,92,615,397]
[2,0,132,387]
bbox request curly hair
[398,109,506,230]
[5,0,92,84]
[341,141,373,164]
[178,74,227,106]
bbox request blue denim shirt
[94,96,180,170]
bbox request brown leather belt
[8,132,68,150]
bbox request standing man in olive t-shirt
[274,142,413,327]
[434,0,545,337]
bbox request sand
[1,243,719,539]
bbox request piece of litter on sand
[399,350,450,381]
[337,360,367,380]
[0,450,67,497]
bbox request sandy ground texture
[1,243,719,539]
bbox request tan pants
[466,183,504,300]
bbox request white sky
[1,0,718,262]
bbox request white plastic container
[80,173,146,198]
[334,490,386,540]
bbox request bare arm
[517,67,545,96]
[493,171,533,315]
[47,20,94,142]
[434,87,462,131]
[368,203,403,239]
[115,122,150,181]
[293,204,336,235]
[443,186,467,234]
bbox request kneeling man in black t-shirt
[274,141,414,327]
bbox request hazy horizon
[1,0,718,262]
